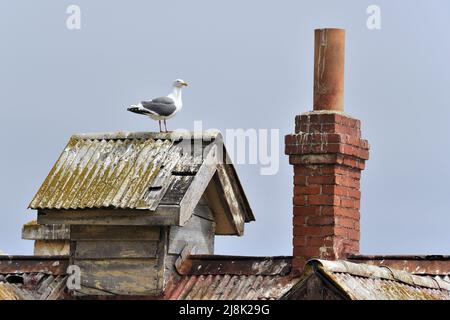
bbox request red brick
[293,175,307,186]
[322,185,349,196]
[335,217,356,228]
[348,189,361,199]
[308,175,335,185]
[348,230,360,241]
[293,236,306,246]
[293,226,334,236]
[335,227,348,237]
[335,175,359,188]
[340,198,355,208]
[293,216,306,226]
[307,195,339,206]
[307,216,334,226]
[293,196,306,206]
[293,206,321,216]
[294,185,321,195]
[298,246,323,257]
[306,236,334,247]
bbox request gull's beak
[182,81,188,87]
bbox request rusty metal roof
[166,274,299,300]
[348,255,450,276]
[165,255,301,300]
[0,256,69,300]
[308,259,450,300]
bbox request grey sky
[1,0,449,256]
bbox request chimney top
[313,28,345,112]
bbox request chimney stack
[285,29,369,272]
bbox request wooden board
[204,173,237,235]
[178,144,218,225]
[74,241,158,259]
[74,259,160,295]
[168,214,215,255]
[22,223,70,240]
[70,225,160,241]
[38,206,179,226]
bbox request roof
[349,255,450,276]
[0,256,69,300]
[28,131,254,235]
[165,255,301,300]
[294,259,450,300]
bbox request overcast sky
[1,0,449,256]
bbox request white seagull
[127,79,188,132]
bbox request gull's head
[173,79,188,88]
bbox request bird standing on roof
[127,79,188,132]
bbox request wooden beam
[70,225,160,241]
[178,143,218,226]
[74,241,158,259]
[37,206,180,226]
[22,223,70,240]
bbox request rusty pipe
[313,28,345,111]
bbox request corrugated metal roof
[166,274,299,300]
[0,273,68,300]
[29,132,228,210]
[0,282,22,300]
[311,259,450,300]
[30,134,178,210]
[349,254,450,275]
[166,255,300,300]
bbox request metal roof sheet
[166,255,300,300]
[166,274,299,300]
[311,259,450,300]
[29,132,230,211]
[0,272,68,300]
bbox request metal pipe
[313,28,345,111]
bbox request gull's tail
[127,105,151,116]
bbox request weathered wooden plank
[75,241,158,259]
[193,203,215,221]
[34,240,70,256]
[74,259,160,295]
[37,206,179,226]
[215,163,245,235]
[178,143,218,225]
[168,214,215,255]
[22,223,70,240]
[70,225,160,241]
[204,172,237,235]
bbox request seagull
[127,79,188,132]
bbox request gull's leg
[164,119,168,133]
[158,120,162,132]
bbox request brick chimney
[285,29,369,272]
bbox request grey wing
[141,97,176,116]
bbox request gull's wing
[141,97,177,116]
